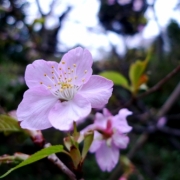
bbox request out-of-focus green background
[0,0,180,179]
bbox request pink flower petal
[112,132,129,149]
[49,94,91,130]
[96,141,119,172]
[80,75,113,108]
[17,87,58,130]
[59,47,93,85]
[25,60,59,88]
[103,108,112,117]
[112,109,132,133]
[89,131,103,153]
[94,112,108,129]
[93,108,113,129]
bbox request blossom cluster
[81,108,132,171]
[17,47,113,131]
[17,46,132,173]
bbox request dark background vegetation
[0,0,180,179]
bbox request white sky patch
[126,33,142,48]
[59,22,89,47]
[25,0,39,24]
[26,0,180,59]
[171,10,180,24]
[68,0,99,27]
[107,31,126,55]
[142,20,160,38]
[155,0,179,26]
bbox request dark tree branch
[156,82,180,117]
[47,0,57,16]
[138,65,180,99]
[35,0,45,17]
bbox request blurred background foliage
[0,0,180,179]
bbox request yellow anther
[84,70,87,73]
[62,61,65,64]
[44,74,47,76]
[68,67,70,70]
[82,78,85,82]
[73,64,76,67]
[59,68,62,70]
[40,82,43,84]
[68,78,72,82]
[52,66,54,68]
[52,71,54,74]
[60,82,72,90]
[48,86,51,89]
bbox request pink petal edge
[25,60,59,88]
[49,94,91,131]
[17,87,58,130]
[96,141,119,172]
[80,75,113,108]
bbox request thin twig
[45,143,76,180]
[35,0,44,16]
[137,65,180,99]
[29,131,77,180]
[156,82,180,117]
[47,0,57,16]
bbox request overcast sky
[26,0,180,60]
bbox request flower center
[97,120,113,140]
[39,62,87,101]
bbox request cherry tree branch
[44,143,76,180]
[29,131,77,180]
[156,82,180,117]
[137,65,180,99]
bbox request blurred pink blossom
[157,117,167,128]
[107,0,115,5]
[17,47,113,131]
[81,108,132,172]
[119,177,127,180]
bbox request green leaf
[33,17,45,24]
[99,71,130,90]
[0,145,64,178]
[129,60,147,87]
[0,115,22,132]
[69,145,81,169]
[82,131,94,160]
[72,122,80,141]
[129,57,149,94]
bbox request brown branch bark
[28,131,77,180]
[44,143,76,180]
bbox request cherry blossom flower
[81,108,132,172]
[17,47,113,131]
